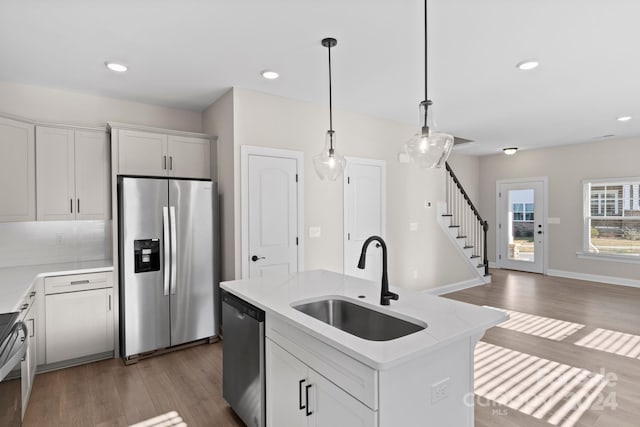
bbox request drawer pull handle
[305,384,313,416]
[70,280,91,285]
[298,379,306,410]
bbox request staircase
[438,162,491,283]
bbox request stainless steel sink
[292,298,426,341]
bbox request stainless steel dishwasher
[222,290,265,427]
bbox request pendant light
[313,37,345,181]
[404,0,454,169]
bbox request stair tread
[456,235,467,239]
[448,225,461,228]
[464,245,474,249]
[442,214,453,217]
[470,255,480,258]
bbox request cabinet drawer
[44,272,112,294]
[266,314,378,410]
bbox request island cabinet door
[266,339,308,427]
[308,369,377,427]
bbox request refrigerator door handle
[162,206,171,296]
[169,206,178,295]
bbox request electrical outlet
[55,234,64,245]
[431,377,450,404]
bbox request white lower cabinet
[44,272,114,364]
[266,338,377,427]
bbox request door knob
[251,255,266,262]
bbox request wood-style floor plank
[23,342,244,427]
[446,268,640,427]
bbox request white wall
[447,153,481,207]
[479,138,640,282]
[0,81,202,132]
[202,89,236,281]
[229,88,474,290]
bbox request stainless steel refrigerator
[117,176,217,361]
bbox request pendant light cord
[424,0,428,102]
[328,42,334,137]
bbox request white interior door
[344,158,385,281]
[246,152,300,279]
[497,179,546,273]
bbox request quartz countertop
[0,260,114,313]
[221,270,507,370]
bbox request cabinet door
[266,339,310,427]
[0,116,35,222]
[118,129,168,176]
[309,369,377,427]
[45,288,114,364]
[75,130,109,220]
[167,135,211,179]
[36,126,75,220]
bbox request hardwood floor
[23,342,244,427]
[23,269,640,426]
[445,268,640,427]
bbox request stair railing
[444,162,489,276]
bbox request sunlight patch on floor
[575,328,640,359]
[474,342,609,427]
[129,411,186,427]
[484,306,584,341]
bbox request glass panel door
[498,180,545,273]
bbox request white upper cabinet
[111,123,212,179]
[0,116,35,222]
[117,129,168,177]
[36,126,109,221]
[75,130,110,220]
[167,135,211,179]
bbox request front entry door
[497,180,546,273]
[246,152,300,279]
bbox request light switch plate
[409,222,418,232]
[309,226,321,238]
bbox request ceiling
[1,0,639,156]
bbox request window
[512,203,534,221]
[583,179,640,257]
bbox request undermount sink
[292,298,426,341]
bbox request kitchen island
[221,270,507,427]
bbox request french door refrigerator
[118,176,217,361]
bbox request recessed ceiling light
[616,116,632,122]
[516,60,539,71]
[261,70,279,80]
[503,147,518,155]
[105,62,128,73]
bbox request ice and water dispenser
[134,239,160,273]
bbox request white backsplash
[0,220,112,268]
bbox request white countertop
[221,270,507,370]
[0,260,114,313]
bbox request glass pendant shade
[313,130,344,181]
[405,100,454,168]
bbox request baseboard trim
[547,269,640,289]
[489,261,499,269]
[423,277,487,296]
